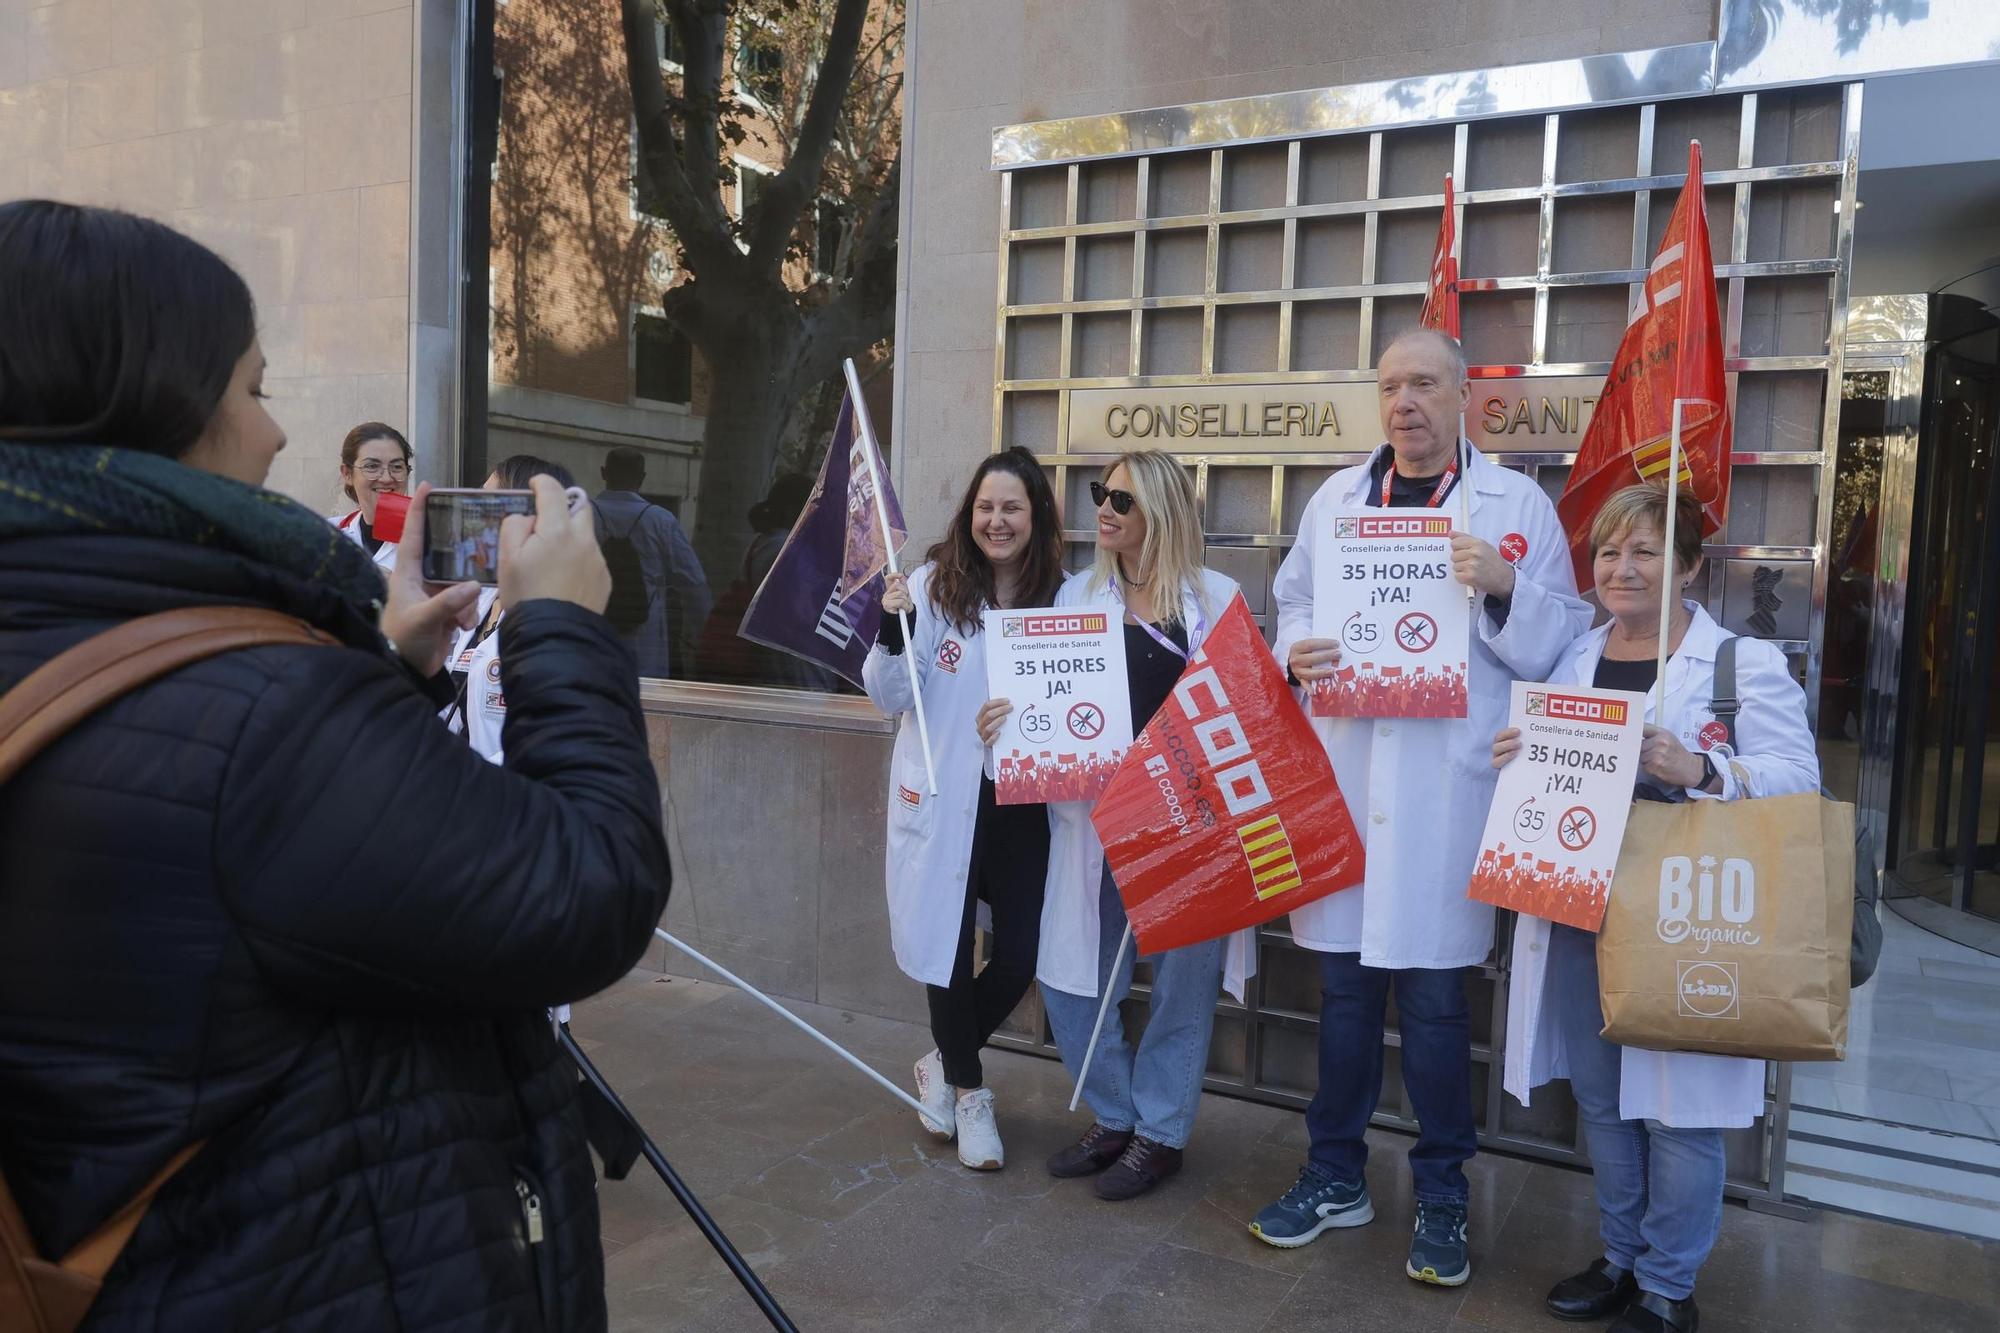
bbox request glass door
[1892,320,2000,925]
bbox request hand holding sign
[1449,531,1516,600]
[1470,682,1646,931]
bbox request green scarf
[0,442,388,611]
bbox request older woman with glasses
[333,421,413,569]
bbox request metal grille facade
[986,84,1864,1205]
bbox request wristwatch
[1698,751,1725,794]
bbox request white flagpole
[1068,924,1133,1112]
[654,928,934,1122]
[844,358,938,796]
[1655,400,1684,719]
[1459,413,1476,605]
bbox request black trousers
[928,777,1050,1089]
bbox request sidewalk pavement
[575,973,2000,1332]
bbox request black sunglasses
[1090,481,1137,515]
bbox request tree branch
[796,152,900,379]
[618,0,738,277]
[744,0,871,269]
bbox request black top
[1126,619,1189,729]
[1367,448,1461,508]
[1593,655,1660,692]
[354,514,385,556]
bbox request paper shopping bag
[1596,789,1853,1062]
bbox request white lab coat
[444,587,506,764]
[1272,444,1592,970]
[1504,602,1820,1128]
[334,508,399,572]
[862,563,1030,987]
[1037,567,1259,1003]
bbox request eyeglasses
[353,459,410,480]
[1090,481,1136,515]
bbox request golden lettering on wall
[1065,378,1605,454]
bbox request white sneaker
[913,1050,955,1141]
[954,1087,1004,1171]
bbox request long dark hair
[489,453,576,490]
[0,201,256,458]
[923,447,1064,634]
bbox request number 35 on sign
[1309,508,1469,718]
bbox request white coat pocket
[889,762,936,841]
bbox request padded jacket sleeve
[212,599,672,1014]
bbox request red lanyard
[1380,458,1457,508]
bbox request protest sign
[1468,681,1646,931]
[1092,594,1364,953]
[1309,508,1468,717]
[984,607,1132,804]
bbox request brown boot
[1045,1123,1132,1178]
[1092,1134,1182,1201]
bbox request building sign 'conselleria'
[1066,378,1603,454]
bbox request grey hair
[1383,327,1468,385]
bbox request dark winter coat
[0,449,670,1331]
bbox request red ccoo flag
[1419,174,1460,338]
[1091,595,1363,954]
[1556,141,1731,587]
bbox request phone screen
[422,489,534,585]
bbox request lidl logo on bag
[1656,854,1762,953]
[1676,960,1740,1019]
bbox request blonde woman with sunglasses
[1002,449,1252,1202]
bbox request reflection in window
[634,312,693,405]
[735,30,783,106]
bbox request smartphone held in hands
[422,488,533,585]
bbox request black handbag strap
[1709,634,1741,750]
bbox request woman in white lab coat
[332,422,412,571]
[863,447,1068,1171]
[1493,483,1818,1333]
[1030,449,1249,1204]
[444,454,578,764]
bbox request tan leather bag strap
[0,606,337,785]
[0,607,338,1332]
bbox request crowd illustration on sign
[1308,662,1469,718]
[994,748,1123,804]
[1467,843,1612,933]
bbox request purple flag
[737,387,906,687]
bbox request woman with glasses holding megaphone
[333,421,413,570]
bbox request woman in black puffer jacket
[0,202,670,1331]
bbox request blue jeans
[1305,952,1476,1205]
[1040,868,1223,1149]
[1549,923,1726,1302]
[1304,948,1480,1200]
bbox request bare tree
[621,0,902,577]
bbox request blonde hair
[1088,450,1209,630]
[1588,482,1705,575]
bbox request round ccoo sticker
[1498,532,1529,565]
[1697,720,1729,751]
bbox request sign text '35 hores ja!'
[1469,681,1646,932]
[1309,508,1468,718]
[1092,595,1364,954]
[983,607,1132,804]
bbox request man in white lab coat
[1251,330,1591,1288]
